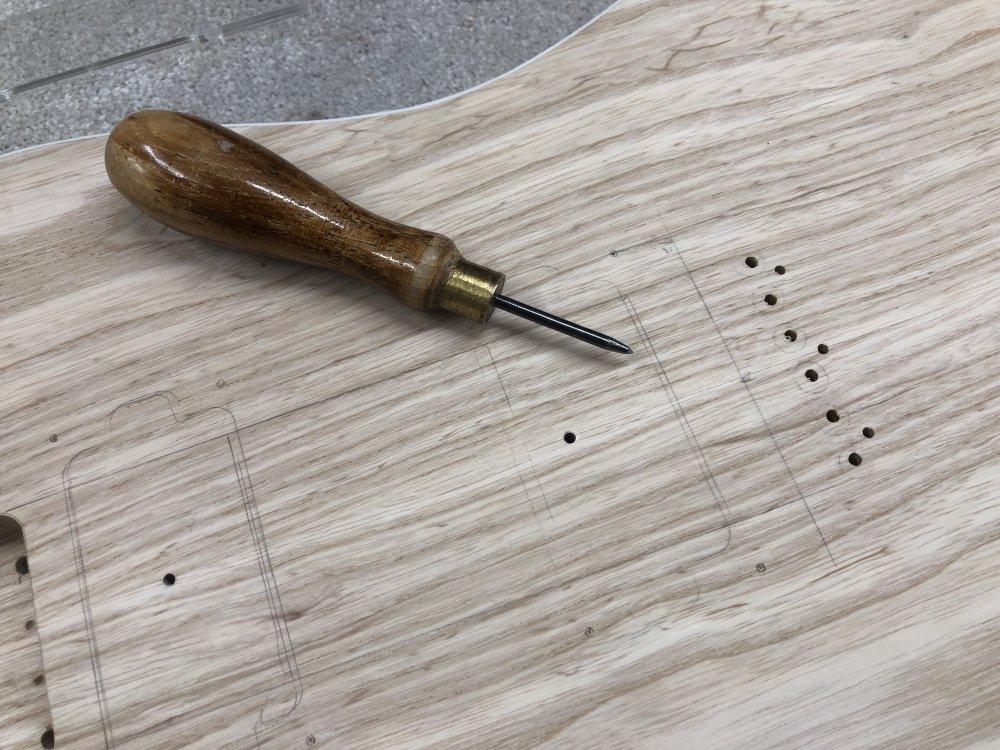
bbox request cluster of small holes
[744,257,879,468]
[812,358,876,465]
[747,261,786,311]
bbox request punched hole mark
[745,256,759,268]
[25,619,35,631]
[805,369,819,382]
[33,674,45,686]
[15,555,28,575]
[774,265,786,275]
[817,343,829,355]
[563,432,576,444]
[848,452,863,466]
[162,573,176,586]
[41,728,54,749]
[784,329,797,342]
[764,294,778,306]
[826,409,840,423]
[863,427,875,438]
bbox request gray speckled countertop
[0,0,612,154]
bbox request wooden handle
[105,110,505,322]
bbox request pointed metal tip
[595,334,634,355]
[493,293,634,355]
[608,339,634,355]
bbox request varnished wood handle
[105,110,504,322]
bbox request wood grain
[2,0,1000,747]
[0,516,53,748]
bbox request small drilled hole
[784,329,797,342]
[764,294,778,306]
[863,427,875,438]
[162,573,176,586]
[817,344,829,355]
[805,369,819,382]
[41,728,54,749]
[563,432,576,444]
[745,256,759,268]
[826,409,840,423]
[774,265,786,275]
[14,555,28,575]
[848,452,863,466]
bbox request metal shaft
[492,294,632,354]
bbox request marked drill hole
[848,452,863,466]
[774,265,786,275]
[863,427,875,438]
[755,562,767,573]
[784,329,797,342]
[41,728,54,749]
[745,256,759,268]
[805,369,819,382]
[48,434,58,443]
[817,344,829,355]
[162,573,176,586]
[563,432,576,444]
[764,294,778,306]
[15,555,28,575]
[584,626,595,638]
[826,409,840,423]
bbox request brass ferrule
[438,259,506,323]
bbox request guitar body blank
[1,0,999,746]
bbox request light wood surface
[2,0,999,747]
